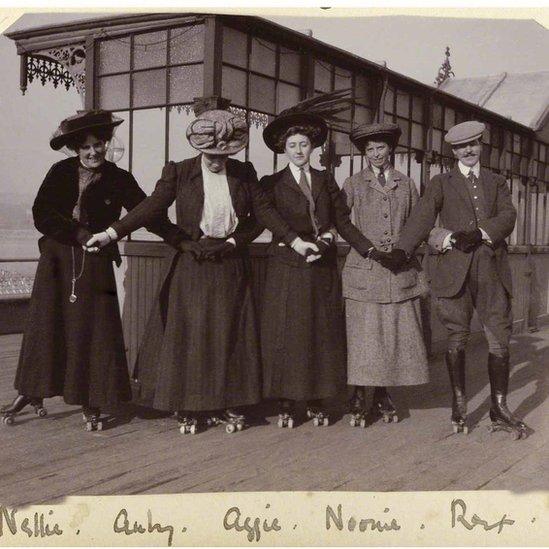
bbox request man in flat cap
[392,120,527,439]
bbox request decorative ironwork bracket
[21,44,86,100]
[434,46,455,88]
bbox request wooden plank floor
[0,326,547,506]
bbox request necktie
[468,169,477,184]
[298,168,319,236]
[378,167,386,187]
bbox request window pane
[411,95,423,123]
[409,154,422,190]
[490,147,501,169]
[411,122,423,150]
[131,108,166,241]
[355,74,370,106]
[396,118,409,147]
[396,90,409,118]
[482,122,491,144]
[279,46,301,84]
[249,74,275,114]
[444,107,455,130]
[353,105,372,126]
[481,146,490,166]
[221,65,247,107]
[133,30,167,70]
[335,154,351,186]
[277,82,301,113]
[432,128,442,153]
[97,74,130,110]
[540,143,546,163]
[110,111,130,171]
[98,39,130,74]
[248,122,274,179]
[432,102,443,128]
[222,26,247,68]
[394,151,409,175]
[513,134,521,154]
[384,86,394,113]
[250,37,276,77]
[169,24,204,65]
[314,60,332,92]
[132,68,167,108]
[334,66,352,90]
[169,64,203,104]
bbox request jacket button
[383,213,388,218]
[383,197,388,201]
[104,199,111,205]
[384,230,388,235]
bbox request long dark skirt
[136,249,261,412]
[261,248,346,401]
[15,237,131,407]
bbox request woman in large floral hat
[86,97,263,434]
[250,91,376,428]
[343,122,429,428]
[1,110,178,431]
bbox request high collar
[201,154,227,176]
[369,162,392,178]
[288,162,310,179]
[458,161,480,178]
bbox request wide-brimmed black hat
[263,89,352,154]
[350,122,402,151]
[50,110,123,151]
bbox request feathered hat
[263,89,353,153]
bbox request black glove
[314,236,333,257]
[369,248,409,272]
[202,240,236,261]
[451,229,482,253]
[179,240,205,260]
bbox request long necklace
[70,247,86,303]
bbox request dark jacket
[32,156,180,264]
[252,165,372,265]
[397,167,516,297]
[111,155,262,248]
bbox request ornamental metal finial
[434,46,455,87]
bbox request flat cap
[350,122,401,150]
[444,120,485,145]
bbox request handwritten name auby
[113,508,178,546]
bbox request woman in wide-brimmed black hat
[1,110,180,431]
[86,97,263,434]
[249,92,375,428]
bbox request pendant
[69,293,77,303]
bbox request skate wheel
[226,423,236,434]
[96,421,103,431]
[287,418,294,429]
[85,422,94,432]
[382,415,390,423]
[512,430,521,441]
[312,417,319,427]
[277,418,284,428]
[190,424,197,435]
[3,416,14,425]
[236,422,243,432]
[350,417,356,427]
[360,418,366,428]
[179,425,187,434]
[306,409,313,419]
[392,415,398,423]
[462,425,469,435]
[452,423,460,434]
[323,418,329,426]
[36,408,47,418]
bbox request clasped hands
[368,248,409,272]
[449,228,483,253]
[291,233,333,263]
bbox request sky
[0,10,548,202]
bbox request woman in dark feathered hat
[251,91,375,428]
[1,110,177,430]
[85,97,263,434]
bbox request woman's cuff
[106,227,118,242]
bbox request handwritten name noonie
[223,505,282,542]
[326,504,401,533]
[0,506,63,538]
[451,498,515,534]
[113,508,176,546]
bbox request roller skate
[370,387,398,423]
[177,411,200,435]
[1,395,47,425]
[207,409,246,434]
[349,387,367,428]
[446,350,468,434]
[306,399,329,427]
[277,399,295,429]
[488,354,528,440]
[82,407,103,431]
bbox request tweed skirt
[345,296,429,386]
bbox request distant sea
[0,229,41,277]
